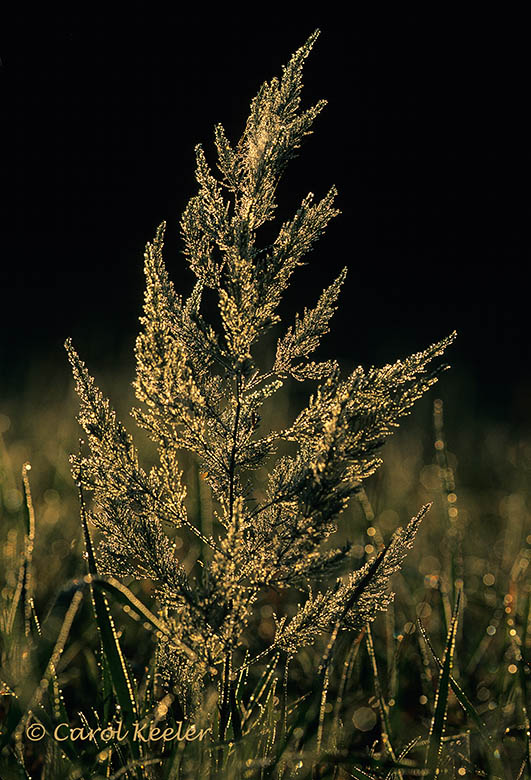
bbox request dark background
[2,7,529,430]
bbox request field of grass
[1,361,529,779]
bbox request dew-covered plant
[65,30,455,722]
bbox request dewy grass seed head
[65,30,455,718]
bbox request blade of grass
[241,652,280,730]
[424,588,461,774]
[229,674,243,742]
[348,767,380,780]
[424,588,461,776]
[0,475,82,766]
[385,602,399,708]
[19,463,35,638]
[366,623,403,780]
[316,623,339,758]
[331,630,364,752]
[78,485,142,773]
[0,588,84,751]
[90,574,204,667]
[6,464,36,637]
[20,465,79,761]
[417,618,505,778]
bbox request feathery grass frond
[66,30,454,717]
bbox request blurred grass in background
[1,356,530,778]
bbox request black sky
[2,7,529,427]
